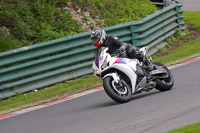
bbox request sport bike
[93,46,174,103]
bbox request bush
[0,0,82,49]
[72,0,157,26]
[35,30,64,43]
[0,0,157,52]
[0,38,16,52]
[0,28,23,52]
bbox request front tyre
[153,62,174,91]
[103,76,132,103]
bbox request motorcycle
[93,46,174,103]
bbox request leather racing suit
[99,36,152,69]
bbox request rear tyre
[103,76,132,103]
[153,62,174,91]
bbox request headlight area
[94,70,100,75]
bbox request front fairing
[93,48,140,94]
[108,57,138,72]
[93,47,109,72]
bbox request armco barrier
[149,0,178,8]
[0,3,184,99]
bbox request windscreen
[94,47,106,61]
[94,47,106,68]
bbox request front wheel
[153,62,174,91]
[103,76,132,103]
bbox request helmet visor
[92,37,100,45]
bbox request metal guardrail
[149,0,180,8]
[0,3,184,99]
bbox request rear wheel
[103,76,132,103]
[153,62,174,91]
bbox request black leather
[99,36,153,71]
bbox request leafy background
[0,0,157,52]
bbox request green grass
[153,36,200,65]
[0,75,102,114]
[168,123,200,133]
[183,11,200,31]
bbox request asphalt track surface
[0,58,200,133]
[178,0,200,11]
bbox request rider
[91,28,154,71]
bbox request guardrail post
[131,24,142,47]
[175,3,185,31]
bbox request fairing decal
[113,58,126,64]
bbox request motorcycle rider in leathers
[91,28,154,71]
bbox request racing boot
[127,46,154,71]
[135,50,154,72]
[143,58,154,71]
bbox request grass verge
[0,75,102,114]
[183,11,200,31]
[152,36,200,65]
[168,123,200,133]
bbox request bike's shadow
[131,90,161,101]
[88,90,162,109]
